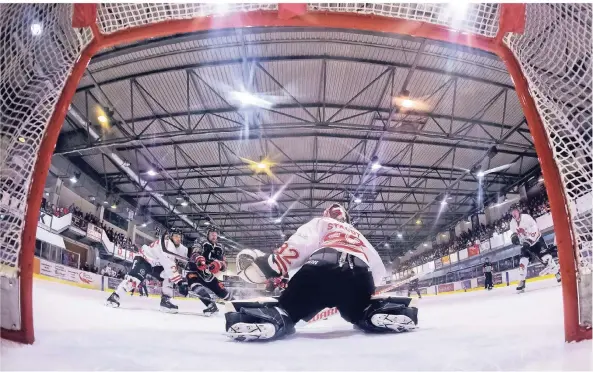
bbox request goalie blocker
[226,204,418,341]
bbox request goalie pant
[226,248,418,341]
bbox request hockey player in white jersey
[225,203,418,341]
[106,228,187,312]
[509,206,561,291]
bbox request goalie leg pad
[357,298,418,334]
[225,306,295,342]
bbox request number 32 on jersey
[273,243,299,275]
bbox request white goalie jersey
[510,213,541,246]
[269,217,386,286]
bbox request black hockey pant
[277,248,375,325]
[187,271,231,305]
[408,287,421,297]
[129,257,165,284]
[520,237,550,261]
[484,272,493,288]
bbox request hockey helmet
[323,203,350,224]
[510,204,521,220]
[169,227,183,247]
[206,226,219,243]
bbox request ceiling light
[257,163,267,169]
[354,197,362,204]
[44,192,49,196]
[97,115,107,123]
[538,177,544,183]
[266,197,277,205]
[229,91,273,109]
[401,99,414,108]
[423,243,428,247]
[90,196,96,201]
[147,169,157,176]
[180,200,189,207]
[371,162,382,171]
[175,195,183,201]
[141,222,147,227]
[441,199,448,206]
[103,200,108,204]
[17,137,26,143]
[384,243,390,248]
[397,233,403,238]
[204,221,211,226]
[415,219,422,225]
[274,218,282,223]
[111,203,117,210]
[30,22,42,36]
[476,171,485,178]
[69,176,78,183]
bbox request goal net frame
[1,3,590,344]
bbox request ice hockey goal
[1,3,590,344]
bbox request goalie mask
[323,203,350,224]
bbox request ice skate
[555,272,561,282]
[160,295,178,313]
[106,292,120,308]
[203,302,219,316]
[516,280,526,293]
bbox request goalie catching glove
[236,249,282,284]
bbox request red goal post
[0,3,590,344]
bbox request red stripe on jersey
[274,254,288,275]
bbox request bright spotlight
[110,203,117,210]
[371,162,382,171]
[415,219,422,225]
[97,115,108,123]
[274,218,282,223]
[30,22,42,36]
[441,200,448,206]
[354,197,362,204]
[257,163,267,169]
[384,243,390,248]
[147,169,157,176]
[401,99,414,108]
[17,137,26,143]
[204,221,211,226]
[476,171,485,178]
[266,197,277,205]
[69,176,78,183]
[181,200,189,207]
[423,243,428,247]
[141,222,147,227]
[230,91,272,109]
[397,233,403,238]
[103,200,109,204]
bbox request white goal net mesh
[0,2,590,338]
[505,4,592,327]
[0,4,92,277]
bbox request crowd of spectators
[80,262,100,274]
[101,223,138,252]
[41,198,69,218]
[399,193,551,270]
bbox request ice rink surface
[1,279,591,371]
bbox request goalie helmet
[323,203,350,224]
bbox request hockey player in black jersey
[180,227,233,315]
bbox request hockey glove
[511,233,520,246]
[195,255,207,271]
[208,260,223,274]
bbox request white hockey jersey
[137,236,187,282]
[270,217,386,286]
[510,213,541,246]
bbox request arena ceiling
[52,26,541,259]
